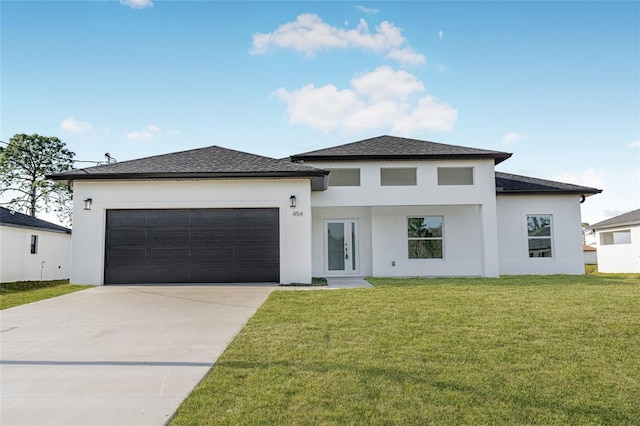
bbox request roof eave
[48,170,329,182]
[291,153,513,164]
[496,189,602,195]
[0,222,72,234]
[587,220,640,231]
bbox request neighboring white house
[588,209,640,273]
[0,207,72,282]
[583,244,598,265]
[48,135,601,285]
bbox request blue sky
[2,0,638,225]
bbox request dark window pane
[408,217,443,238]
[527,215,551,237]
[528,238,552,257]
[30,235,38,254]
[408,240,443,259]
[327,223,345,270]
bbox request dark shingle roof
[495,172,602,195]
[0,207,71,233]
[587,209,640,230]
[48,145,328,181]
[290,135,513,164]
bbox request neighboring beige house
[49,135,602,285]
[0,207,71,282]
[588,209,640,273]
[583,244,597,265]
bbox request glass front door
[326,220,358,274]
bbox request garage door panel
[149,210,190,226]
[105,208,279,284]
[235,266,278,282]
[151,229,191,245]
[234,248,278,262]
[109,247,148,265]
[107,267,152,284]
[109,229,148,246]
[150,248,189,264]
[191,209,234,227]
[234,208,278,222]
[235,228,278,242]
[189,267,234,283]
[150,267,189,283]
[190,248,234,264]
[109,210,148,227]
[191,229,234,245]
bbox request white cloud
[393,96,458,134]
[438,30,443,40]
[273,84,361,133]
[60,116,93,133]
[351,66,424,102]
[251,14,424,65]
[124,124,179,141]
[552,168,605,190]
[502,132,527,144]
[355,5,380,14]
[120,0,153,9]
[385,47,426,65]
[628,140,640,148]
[273,66,457,135]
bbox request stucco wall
[595,225,640,273]
[307,159,498,207]
[70,178,312,285]
[496,195,585,274]
[0,226,71,282]
[371,205,485,277]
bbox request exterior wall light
[83,198,92,210]
[289,195,297,208]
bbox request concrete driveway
[0,284,276,426]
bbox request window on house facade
[600,230,631,245]
[527,215,552,257]
[381,168,417,186]
[407,216,443,259]
[30,235,38,254]
[437,167,474,185]
[327,168,361,186]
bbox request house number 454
[292,211,303,217]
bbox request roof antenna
[104,153,117,164]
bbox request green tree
[0,133,75,223]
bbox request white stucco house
[588,209,640,273]
[0,207,72,282]
[49,135,601,285]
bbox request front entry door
[325,220,359,274]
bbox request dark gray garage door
[105,208,279,284]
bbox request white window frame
[407,216,445,260]
[526,214,554,259]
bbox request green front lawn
[170,274,640,425]
[0,280,91,310]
